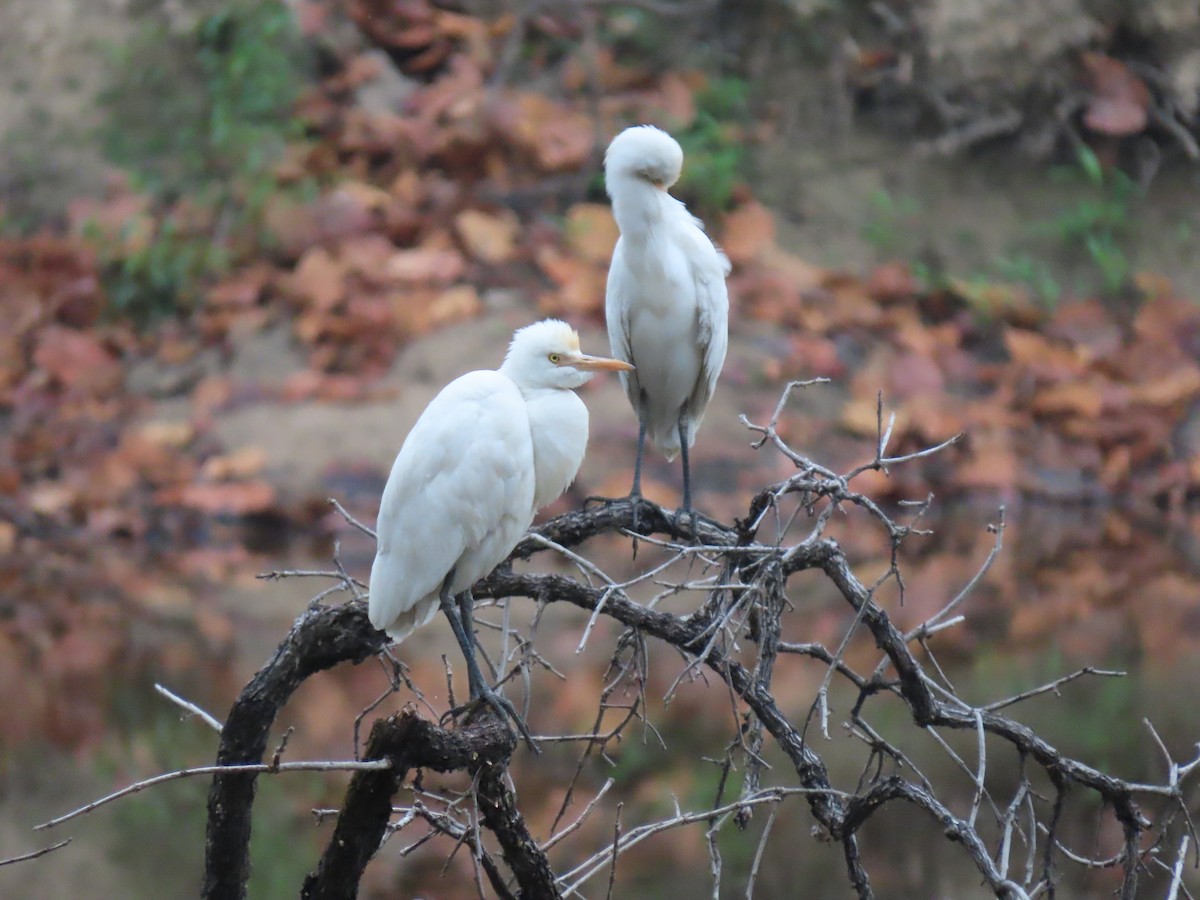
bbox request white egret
[603,124,730,523]
[368,319,632,748]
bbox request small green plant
[992,252,1062,307]
[92,0,310,321]
[1035,146,1137,299]
[861,188,923,258]
[674,77,751,216]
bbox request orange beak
[569,353,634,372]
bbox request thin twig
[38,760,390,831]
[0,839,71,867]
[155,683,223,733]
[329,496,377,539]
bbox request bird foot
[671,505,698,537]
[583,492,646,534]
[441,687,540,754]
[628,492,645,534]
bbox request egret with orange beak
[368,319,632,749]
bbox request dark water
[4,498,1200,899]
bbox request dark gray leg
[677,410,692,515]
[438,576,538,752]
[630,412,648,534]
[437,573,486,700]
[456,589,483,697]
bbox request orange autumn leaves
[6,0,1200,750]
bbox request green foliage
[674,77,751,216]
[932,148,1139,311]
[860,188,923,258]
[92,0,309,321]
[100,0,305,201]
[87,216,232,320]
[991,252,1062,307]
[1034,146,1138,300]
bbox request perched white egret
[368,319,632,747]
[603,124,730,521]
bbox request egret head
[501,319,633,390]
[604,125,684,192]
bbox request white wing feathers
[369,371,536,642]
[605,204,730,453]
[605,235,639,407]
[687,234,730,442]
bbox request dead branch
[25,382,1198,899]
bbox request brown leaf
[1003,329,1089,380]
[1045,296,1122,360]
[454,208,520,264]
[385,244,467,284]
[1132,573,1200,662]
[133,420,194,449]
[33,325,123,394]
[867,262,919,304]
[565,204,619,265]
[1128,367,1200,408]
[429,284,482,325]
[337,180,394,212]
[534,246,606,316]
[1080,52,1150,137]
[201,446,267,481]
[27,482,77,516]
[955,430,1018,492]
[885,349,945,400]
[947,278,1044,328]
[159,480,277,515]
[289,247,345,311]
[756,244,828,294]
[653,71,697,127]
[492,92,593,172]
[1030,378,1107,419]
[719,201,775,267]
[340,234,402,282]
[841,397,901,438]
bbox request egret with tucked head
[604,124,730,524]
[368,319,632,748]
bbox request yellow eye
[548,352,561,364]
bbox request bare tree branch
[24,382,1194,899]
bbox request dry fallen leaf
[289,247,345,311]
[1129,368,1200,408]
[1030,378,1107,419]
[454,208,520,264]
[1003,328,1090,379]
[1080,52,1150,137]
[158,480,277,516]
[534,246,606,316]
[493,92,593,172]
[429,284,482,325]
[719,201,775,267]
[565,204,619,264]
[386,245,467,284]
[201,446,268,481]
[33,326,123,395]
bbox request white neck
[525,390,589,510]
[608,176,667,238]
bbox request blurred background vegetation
[3,0,1200,896]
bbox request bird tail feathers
[649,419,696,462]
[378,595,440,644]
